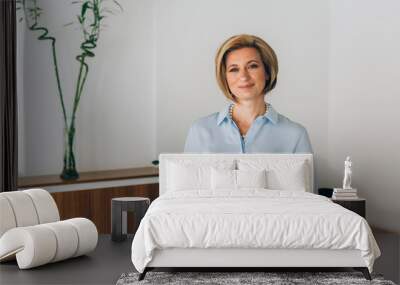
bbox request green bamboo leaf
[22,0,124,163]
[113,0,123,12]
[81,1,90,18]
[19,17,24,22]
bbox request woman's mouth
[238,84,254,88]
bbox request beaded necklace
[229,102,269,138]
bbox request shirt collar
[216,103,279,125]
[262,104,278,124]
[216,104,231,125]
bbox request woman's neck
[232,98,267,124]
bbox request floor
[0,235,134,285]
[1,232,399,285]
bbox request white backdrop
[18,0,400,233]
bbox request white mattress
[131,190,380,273]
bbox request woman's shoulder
[275,112,308,135]
[274,111,312,153]
[189,112,220,131]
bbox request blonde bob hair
[215,34,278,101]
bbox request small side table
[331,198,366,218]
[111,197,150,241]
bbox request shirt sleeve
[294,128,315,193]
[184,124,199,153]
[294,128,313,153]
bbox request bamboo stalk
[18,0,122,179]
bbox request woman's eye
[228,68,239,72]
[249,64,259,69]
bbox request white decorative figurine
[342,156,352,189]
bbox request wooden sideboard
[18,167,159,234]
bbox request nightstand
[331,198,366,218]
[111,197,150,241]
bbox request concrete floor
[1,232,399,285]
[373,229,400,284]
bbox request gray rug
[116,271,396,285]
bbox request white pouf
[0,189,98,269]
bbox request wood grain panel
[52,190,92,220]
[51,183,159,233]
[19,167,158,187]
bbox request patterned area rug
[116,271,396,285]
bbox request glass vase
[60,124,79,180]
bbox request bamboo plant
[17,0,122,179]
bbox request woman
[184,34,312,153]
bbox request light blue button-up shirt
[184,104,312,153]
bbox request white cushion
[167,160,235,191]
[238,159,309,191]
[211,169,267,190]
[168,163,210,191]
[160,154,313,195]
[42,221,79,262]
[24,189,60,223]
[211,168,236,190]
[268,162,307,191]
[0,226,57,269]
[0,189,59,238]
[0,218,98,269]
[0,196,17,237]
[0,189,98,269]
[66,218,98,257]
[0,192,39,227]
[237,169,267,189]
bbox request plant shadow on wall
[17,0,122,180]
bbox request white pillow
[267,162,307,191]
[237,169,267,189]
[211,168,236,190]
[211,169,267,190]
[237,159,309,191]
[167,163,209,191]
[167,160,235,191]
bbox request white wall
[154,0,331,189]
[18,0,400,233]
[19,0,156,176]
[328,0,400,232]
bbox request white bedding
[131,190,380,273]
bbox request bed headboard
[159,153,314,195]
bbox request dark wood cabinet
[332,198,366,218]
[50,183,159,234]
[19,167,159,234]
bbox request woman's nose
[239,69,250,81]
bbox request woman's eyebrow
[227,63,238,68]
[247,59,261,64]
[227,59,261,68]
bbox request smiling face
[225,47,268,102]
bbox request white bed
[131,154,380,280]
